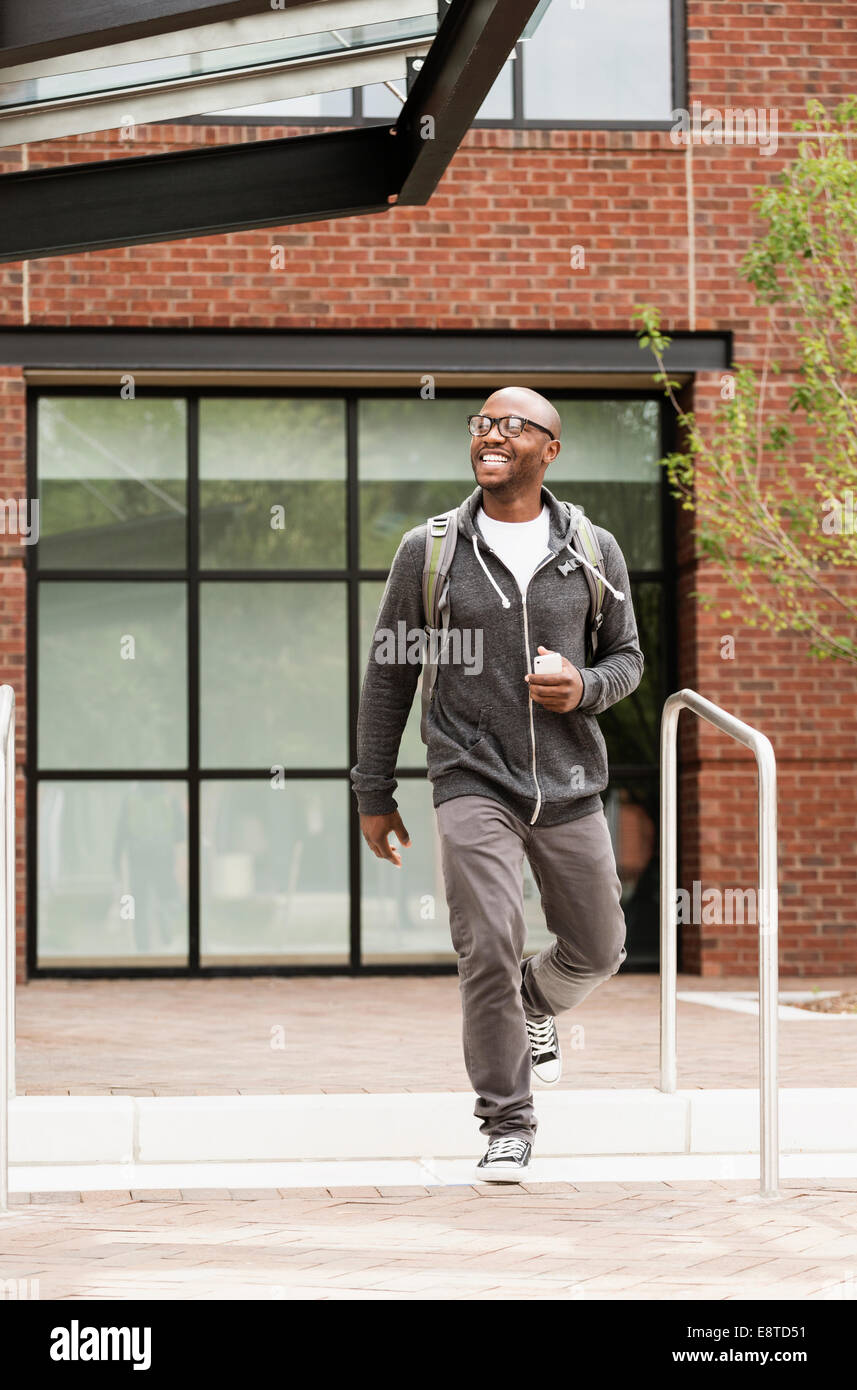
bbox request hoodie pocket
[466,704,489,748]
[435,693,488,746]
[425,695,489,775]
[536,705,609,802]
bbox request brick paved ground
[15,974,857,1095]
[3,1179,857,1300]
[9,975,857,1301]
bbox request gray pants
[435,794,627,1144]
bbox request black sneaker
[525,1013,562,1084]
[474,1135,533,1183]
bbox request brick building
[0,0,855,983]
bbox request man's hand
[360,810,412,867]
[525,644,584,713]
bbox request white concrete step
[9,1152,857,1195]
[7,1088,857,1169]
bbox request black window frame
[26,382,677,978]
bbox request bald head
[480,386,561,441]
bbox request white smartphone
[532,651,562,674]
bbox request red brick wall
[1,0,856,977]
[0,369,28,983]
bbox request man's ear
[544,439,561,465]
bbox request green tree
[635,96,857,664]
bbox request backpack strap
[420,509,459,742]
[564,506,606,666]
[421,510,458,630]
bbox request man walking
[351,387,644,1182]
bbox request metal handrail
[659,689,779,1199]
[0,685,15,1214]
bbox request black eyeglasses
[467,414,555,441]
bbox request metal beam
[0,124,402,262]
[394,0,541,204]
[0,0,567,261]
[0,42,431,147]
[0,328,733,374]
[0,1,311,68]
[0,0,431,81]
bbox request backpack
[418,501,607,741]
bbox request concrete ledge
[9,1097,135,1165]
[688,1088,857,1154]
[8,1088,857,1168]
[10,1151,857,1195]
[782,1088,857,1152]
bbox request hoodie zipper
[473,531,556,828]
[521,552,558,826]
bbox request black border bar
[0,328,733,373]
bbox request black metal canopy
[0,0,311,67]
[0,0,542,263]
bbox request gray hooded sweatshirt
[350,482,644,828]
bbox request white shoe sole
[532,1059,561,1085]
[474,1164,531,1184]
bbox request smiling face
[470,387,561,501]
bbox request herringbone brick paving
[3,1180,857,1301]
[8,973,855,1299]
[15,974,857,1094]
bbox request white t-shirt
[475,504,551,596]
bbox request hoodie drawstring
[471,525,623,606]
[472,533,512,608]
[569,547,625,601]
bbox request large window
[213,0,681,129]
[31,388,671,973]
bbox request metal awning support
[0,42,433,148]
[0,124,401,261]
[0,0,542,263]
[395,0,533,205]
[0,0,436,146]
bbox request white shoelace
[525,1014,558,1057]
[486,1136,530,1162]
